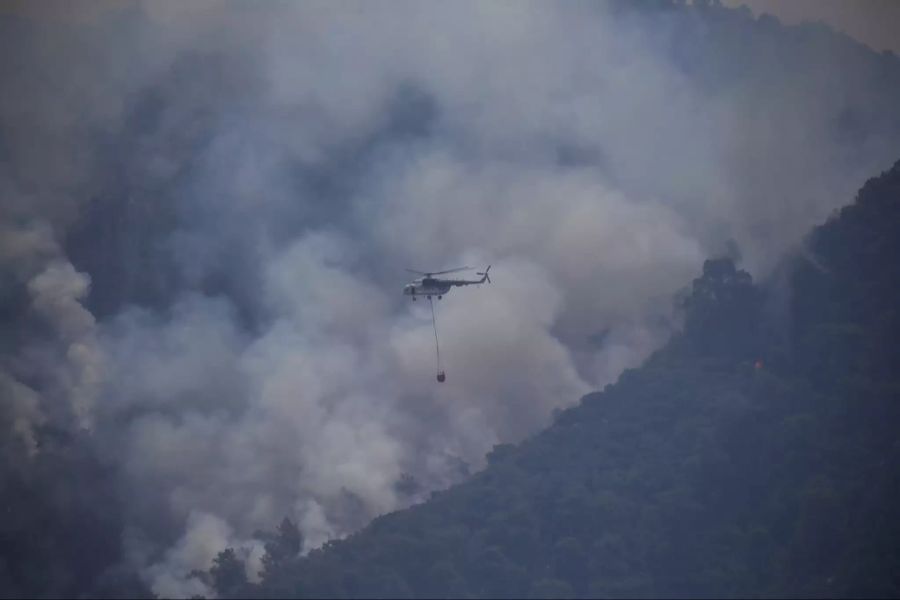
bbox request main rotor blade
[405,266,471,276]
[427,266,471,276]
[406,267,472,277]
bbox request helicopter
[403,265,491,300]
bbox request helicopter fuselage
[403,277,452,299]
[403,266,490,300]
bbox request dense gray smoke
[2,2,900,596]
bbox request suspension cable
[429,296,442,375]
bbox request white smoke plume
[0,221,101,445]
[2,2,900,596]
[27,260,104,428]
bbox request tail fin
[477,265,491,284]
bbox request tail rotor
[477,265,492,284]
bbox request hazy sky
[724,0,900,54]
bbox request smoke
[143,510,265,599]
[27,260,104,428]
[0,227,101,452]
[3,1,900,596]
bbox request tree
[210,548,248,599]
[683,258,761,358]
[260,518,302,577]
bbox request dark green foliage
[244,161,900,598]
[210,548,250,599]
[790,162,900,386]
[683,258,761,358]
[256,518,304,598]
[260,518,303,578]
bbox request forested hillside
[204,162,900,598]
